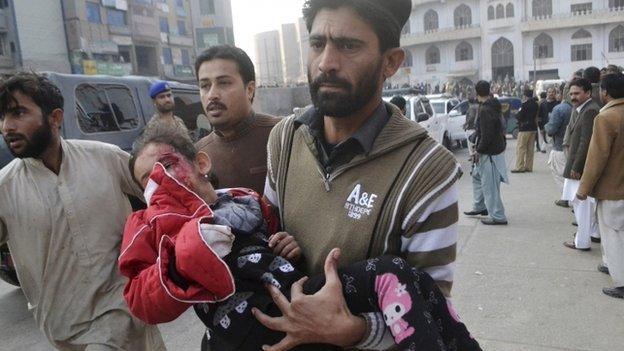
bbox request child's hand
[268,232,302,262]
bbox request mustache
[311,74,352,91]
[3,133,26,142]
[206,101,227,111]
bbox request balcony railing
[522,6,624,31]
[402,24,480,46]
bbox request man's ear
[196,151,213,176]
[48,108,64,131]
[382,48,406,80]
[246,80,256,103]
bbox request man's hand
[268,232,302,262]
[253,248,366,351]
[576,193,588,201]
[570,170,581,180]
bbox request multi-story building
[280,23,303,85]
[189,0,234,55]
[156,0,197,80]
[255,30,283,86]
[1,0,71,74]
[393,0,624,87]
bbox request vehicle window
[432,102,446,114]
[412,99,424,116]
[172,90,203,130]
[75,84,139,133]
[404,97,412,118]
[423,101,434,116]
[459,101,469,114]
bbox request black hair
[569,77,592,92]
[583,66,601,84]
[0,72,64,118]
[389,95,406,110]
[523,88,534,98]
[574,69,584,78]
[303,0,401,53]
[195,45,255,85]
[600,73,624,99]
[539,92,547,99]
[475,80,490,97]
[129,124,219,188]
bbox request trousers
[597,200,624,287]
[515,131,536,171]
[472,154,507,222]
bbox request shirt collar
[295,102,389,154]
[576,98,592,113]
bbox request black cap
[368,0,412,29]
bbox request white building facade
[254,30,284,86]
[393,0,624,87]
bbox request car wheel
[443,134,452,150]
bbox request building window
[454,4,472,28]
[496,4,504,19]
[488,6,495,20]
[424,10,438,32]
[159,17,169,33]
[571,3,592,14]
[200,0,215,15]
[492,37,514,69]
[533,33,553,59]
[107,9,127,27]
[0,34,6,57]
[610,0,624,9]
[455,41,473,61]
[609,25,624,52]
[506,3,515,17]
[86,2,101,24]
[177,20,187,35]
[426,46,440,64]
[75,84,139,134]
[571,44,592,61]
[176,0,184,7]
[572,29,592,39]
[532,0,552,18]
[0,0,8,9]
[181,49,190,66]
[162,47,173,65]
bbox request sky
[231,0,306,63]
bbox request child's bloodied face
[133,143,200,190]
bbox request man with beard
[0,73,165,351]
[146,81,193,140]
[194,45,280,195]
[255,0,462,349]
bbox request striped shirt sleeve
[401,184,459,296]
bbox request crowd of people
[463,63,624,300]
[0,0,486,350]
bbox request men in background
[562,78,601,251]
[583,66,604,108]
[538,87,559,149]
[535,91,547,153]
[389,95,406,115]
[0,73,165,350]
[511,88,538,173]
[545,87,572,207]
[464,81,508,225]
[256,0,462,349]
[194,45,279,195]
[146,81,194,140]
[577,73,624,299]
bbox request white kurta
[0,139,165,350]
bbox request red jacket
[118,163,277,324]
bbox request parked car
[447,100,471,147]
[429,97,460,149]
[498,96,522,138]
[0,72,202,287]
[383,94,446,144]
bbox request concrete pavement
[1,139,622,350]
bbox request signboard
[89,41,119,54]
[174,65,194,77]
[101,0,127,10]
[83,60,98,75]
[111,35,132,46]
[83,60,132,76]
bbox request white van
[384,94,447,145]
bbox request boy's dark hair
[474,80,490,97]
[195,45,255,86]
[523,88,534,98]
[129,125,219,188]
[389,95,406,110]
[539,91,547,99]
[582,66,601,84]
[600,73,624,99]
[574,69,584,78]
[569,78,592,92]
[302,0,407,53]
[0,72,64,118]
